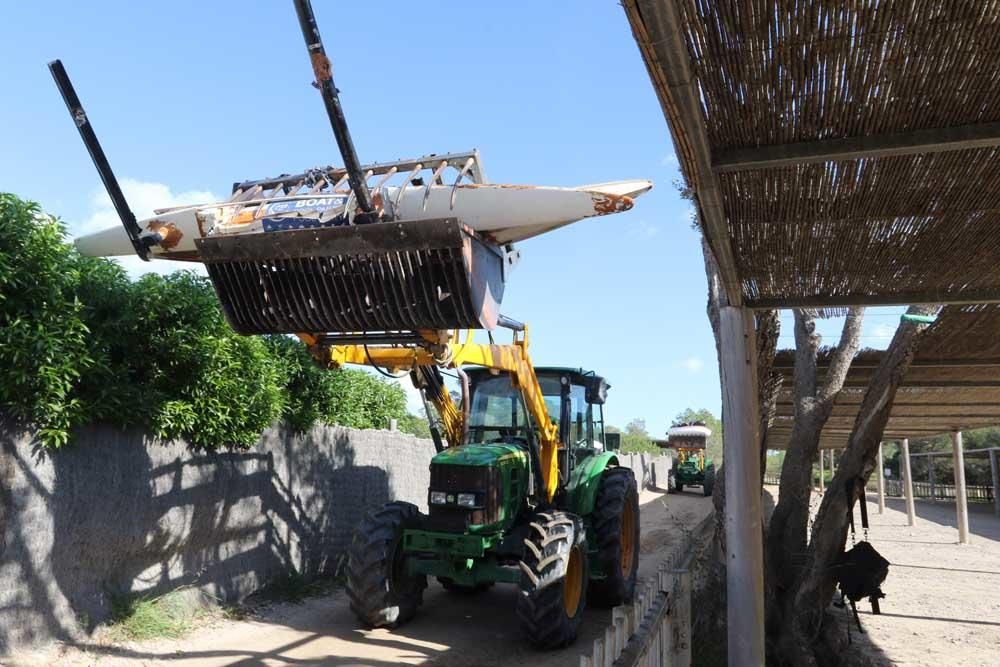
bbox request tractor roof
[465,366,606,386]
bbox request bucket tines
[194,218,505,335]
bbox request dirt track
[16,488,713,667]
[844,495,1000,667]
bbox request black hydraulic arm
[292,0,376,222]
[48,59,158,260]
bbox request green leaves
[0,193,408,449]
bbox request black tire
[588,467,640,607]
[516,511,588,649]
[346,501,427,628]
[667,468,678,494]
[676,480,684,493]
[703,467,716,496]
[437,577,494,594]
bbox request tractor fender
[567,452,621,517]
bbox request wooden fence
[867,479,995,502]
[578,515,713,667]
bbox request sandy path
[765,485,1000,667]
[17,488,713,667]
[843,495,1000,667]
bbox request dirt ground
[774,486,1000,667]
[842,494,1000,667]
[10,488,713,667]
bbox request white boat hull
[73,180,652,259]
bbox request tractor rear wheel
[516,511,588,649]
[588,467,640,607]
[346,501,427,628]
[703,467,716,496]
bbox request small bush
[107,591,195,641]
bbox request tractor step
[196,218,506,335]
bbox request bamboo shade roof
[766,305,1000,449]
[624,1,1000,308]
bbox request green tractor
[346,364,640,649]
[666,422,715,496]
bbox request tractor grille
[195,218,505,335]
[427,464,503,532]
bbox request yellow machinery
[299,324,565,501]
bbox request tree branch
[818,307,865,403]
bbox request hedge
[0,193,407,449]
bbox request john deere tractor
[338,333,640,648]
[666,422,715,496]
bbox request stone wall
[0,417,435,654]
[0,415,670,655]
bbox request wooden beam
[719,306,764,666]
[747,289,1000,310]
[951,431,970,544]
[773,358,1000,370]
[901,438,916,527]
[712,121,1000,173]
[626,0,743,306]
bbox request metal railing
[579,514,713,667]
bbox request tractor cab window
[467,374,531,443]
[538,376,592,446]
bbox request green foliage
[674,407,723,462]
[0,195,92,447]
[107,590,197,641]
[613,418,662,454]
[886,430,997,486]
[397,411,432,438]
[765,450,785,475]
[0,194,408,449]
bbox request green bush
[0,195,92,447]
[0,193,407,449]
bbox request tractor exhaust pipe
[292,0,376,222]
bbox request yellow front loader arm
[300,327,562,501]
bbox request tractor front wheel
[588,467,640,607]
[516,511,588,649]
[667,468,678,493]
[703,467,716,496]
[346,501,427,628]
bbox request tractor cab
[466,366,609,449]
[666,421,716,496]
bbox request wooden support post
[901,438,916,526]
[818,450,825,492]
[829,449,836,477]
[990,449,1000,518]
[876,443,886,514]
[951,431,970,544]
[719,307,764,667]
[928,456,936,502]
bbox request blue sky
[0,1,901,436]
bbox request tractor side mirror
[604,432,621,451]
[585,376,609,405]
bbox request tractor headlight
[457,493,477,508]
[430,491,447,505]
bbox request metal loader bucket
[194,218,505,335]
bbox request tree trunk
[768,309,864,603]
[776,305,937,664]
